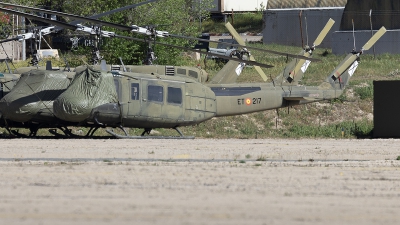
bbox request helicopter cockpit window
[188,70,198,79]
[167,87,182,104]
[148,85,163,102]
[131,83,139,100]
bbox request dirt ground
[0,138,399,225]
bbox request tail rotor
[330,26,386,82]
[225,22,268,81]
[286,18,335,83]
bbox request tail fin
[275,18,335,85]
[319,26,386,90]
[209,60,246,84]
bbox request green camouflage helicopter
[0,3,384,138]
[0,2,308,137]
[50,24,385,138]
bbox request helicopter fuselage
[89,72,217,129]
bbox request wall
[331,30,399,55]
[263,7,343,48]
[340,0,400,30]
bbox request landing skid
[7,126,39,138]
[48,128,79,138]
[48,127,100,138]
[106,127,195,139]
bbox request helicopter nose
[87,103,121,126]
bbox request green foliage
[279,119,373,138]
[27,0,214,65]
[202,12,263,34]
[330,91,347,104]
[354,81,374,100]
[397,156,400,160]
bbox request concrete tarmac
[0,138,399,225]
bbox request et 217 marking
[237,98,262,105]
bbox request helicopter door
[140,79,164,122]
[162,84,185,123]
[123,81,141,126]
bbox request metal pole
[22,16,26,61]
[12,14,14,60]
[369,9,376,58]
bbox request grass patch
[354,80,374,100]
[256,155,267,161]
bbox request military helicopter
[0,2,380,139]
[52,27,386,139]
[0,2,280,137]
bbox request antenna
[352,19,356,51]
[305,16,309,46]
[299,11,304,48]
[119,57,127,72]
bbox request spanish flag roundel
[245,98,252,105]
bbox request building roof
[267,0,347,9]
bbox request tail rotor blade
[313,18,335,47]
[362,26,387,51]
[225,22,268,81]
[225,22,245,46]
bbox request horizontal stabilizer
[284,97,321,101]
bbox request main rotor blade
[313,18,335,46]
[0,37,19,44]
[0,1,319,64]
[168,34,320,62]
[362,26,386,51]
[0,7,77,30]
[3,0,158,22]
[85,0,159,20]
[114,34,274,69]
[0,2,133,31]
[225,22,268,81]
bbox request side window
[188,70,198,79]
[148,85,163,102]
[177,68,186,75]
[167,87,182,104]
[131,83,139,100]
